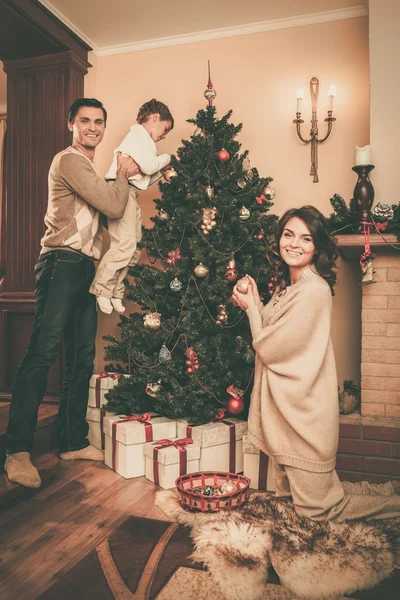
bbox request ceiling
[38,0,368,55]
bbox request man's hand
[116,152,141,178]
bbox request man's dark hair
[68,98,107,125]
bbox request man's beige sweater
[41,146,129,259]
[246,266,339,473]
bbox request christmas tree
[104,76,278,425]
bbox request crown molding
[37,0,100,54]
[37,4,368,58]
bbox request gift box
[176,415,247,473]
[86,406,107,451]
[242,433,275,491]
[88,372,128,409]
[144,438,200,489]
[104,413,176,479]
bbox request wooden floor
[0,454,169,600]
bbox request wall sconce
[293,77,336,183]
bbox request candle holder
[352,164,375,222]
[293,77,336,183]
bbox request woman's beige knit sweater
[246,266,339,473]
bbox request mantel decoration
[293,77,336,183]
[327,147,400,285]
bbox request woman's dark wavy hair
[267,205,339,295]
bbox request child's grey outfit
[90,124,170,300]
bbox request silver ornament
[239,206,250,220]
[170,277,183,292]
[159,344,172,362]
[263,185,276,200]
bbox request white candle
[296,88,304,113]
[328,84,336,111]
[355,145,372,166]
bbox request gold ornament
[200,206,217,235]
[194,263,209,278]
[163,168,177,182]
[205,186,214,198]
[239,206,250,220]
[143,312,161,330]
[243,157,254,181]
[216,304,228,325]
[156,209,169,221]
[236,276,250,294]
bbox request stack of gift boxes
[87,373,274,492]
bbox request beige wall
[86,16,369,382]
[0,61,6,112]
[369,0,400,203]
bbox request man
[5,98,139,488]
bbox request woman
[233,205,400,521]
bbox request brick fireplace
[335,234,400,484]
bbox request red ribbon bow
[95,372,122,407]
[256,193,267,205]
[166,248,181,264]
[375,221,388,232]
[112,413,153,472]
[152,438,193,486]
[152,437,193,449]
[97,372,121,379]
[213,408,227,421]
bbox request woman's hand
[116,153,141,178]
[233,281,257,311]
[247,275,261,305]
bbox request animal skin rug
[155,490,399,600]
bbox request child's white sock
[111,298,126,314]
[97,297,113,314]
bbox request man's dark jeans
[6,250,97,454]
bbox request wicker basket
[175,471,250,512]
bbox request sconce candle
[354,144,372,166]
[328,85,336,112]
[293,77,336,183]
[296,88,304,113]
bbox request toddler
[90,99,174,314]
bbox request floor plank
[0,456,167,600]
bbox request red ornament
[227,395,244,415]
[217,148,230,162]
[226,384,245,415]
[225,268,238,282]
[185,346,199,376]
[255,229,264,240]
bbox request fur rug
[155,490,399,600]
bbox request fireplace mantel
[335,234,399,259]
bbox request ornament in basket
[175,470,250,513]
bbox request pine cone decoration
[372,202,394,222]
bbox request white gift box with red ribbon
[88,372,128,409]
[103,413,176,479]
[143,438,201,489]
[242,433,275,491]
[86,406,108,451]
[176,413,247,473]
